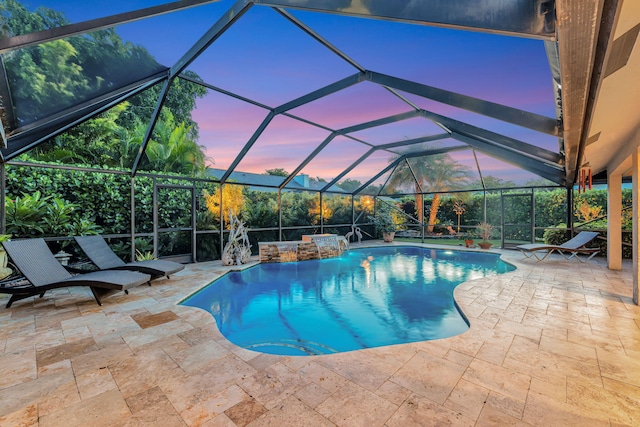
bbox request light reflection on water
[182,246,515,356]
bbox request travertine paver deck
[1,242,639,426]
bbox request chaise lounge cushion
[74,235,185,279]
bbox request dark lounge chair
[74,235,185,279]
[1,238,151,308]
[516,231,600,262]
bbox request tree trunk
[427,194,441,233]
[415,193,424,227]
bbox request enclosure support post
[421,192,425,243]
[192,183,197,263]
[632,149,640,304]
[319,192,324,234]
[130,177,136,262]
[351,195,355,234]
[278,189,282,241]
[607,170,622,270]
[483,190,487,224]
[152,177,158,260]
[531,188,536,244]
[219,183,224,258]
[567,187,574,237]
[0,163,5,235]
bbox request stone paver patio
[1,242,639,426]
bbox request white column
[607,171,622,270]
[632,150,639,305]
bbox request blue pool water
[181,246,515,356]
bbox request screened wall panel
[322,194,351,225]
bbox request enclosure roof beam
[273,72,365,114]
[368,71,559,136]
[274,8,365,73]
[131,79,172,176]
[0,121,6,150]
[170,0,252,77]
[274,8,420,111]
[181,73,353,137]
[280,132,338,190]
[319,135,455,194]
[340,110,422,135]
[451,132,565,185]
[320,148,377,193]
[418,109,562,165]
[354,157,405,196]
[405,158,424,194]
[352,145,469,195]
[252,0,555,40]
[219,112,276,184]
[179,73,272,110]
[2,74,166,161]
[0,0,224,54]
[377,133,451,152]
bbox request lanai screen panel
[190,89,270,171]
[3,30,163,129]
[183,6,358,107]
[405,95,559,153]
[348,116,446,146]
[234,114,331,175]
[1,0,567,196]
[295,135,370,184]
[288,7,554,109]
[383,139,463,157]
[474,151,555,188]
[340,150,395,195]
[288,82,411,131]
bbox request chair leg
[89,287,104,306]
[532,249,554,261]
[6,293,36,308]
[6,295,17,308]
[520,250,535,259]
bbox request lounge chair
[1,238,150,308]
[74,235,185,279]
[516,231,600,262]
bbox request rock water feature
[308,235,342,259]
[276,243,298,262]
[258,234,347,263]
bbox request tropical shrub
[543,224,569,245]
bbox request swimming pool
[181,246,515,356]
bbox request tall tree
[386,154,471,232]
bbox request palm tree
[386,154,472,233]
[144,114,212,176]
